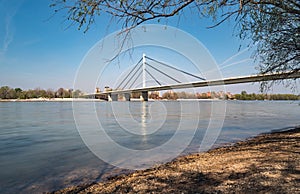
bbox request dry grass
[53,128,300,194]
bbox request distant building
[206,92,211,98]
[149,91,160,99]
[226,92,234,99]
[95,87,101,93]
[104,86,112,92]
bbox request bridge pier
[108,93,118,101]
[140,91,148,101]
[123,93,131,101]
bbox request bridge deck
[99,71,300,95]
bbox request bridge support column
[108,93,118,101]
[140,91,148,101]
[123,93,131,101]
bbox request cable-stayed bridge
[86,54,300,101]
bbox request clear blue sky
[0,0,298,94]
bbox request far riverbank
[0,98,104,102]
[1,98,300,102]
[53,127,300,194]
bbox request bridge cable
[145,56,206,81]
[116,57,143,89]
[145,69,162,86]
[146,62,181,83]
[128,69,143,89]
[121,62,143,89]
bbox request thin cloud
[23,38,41,47]
[219,58,253,70]
[0,0,23,58]
[219,47,250,67]
[2,15,14,53]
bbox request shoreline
[53,127,300,193]
[1,98,300,102]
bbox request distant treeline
[156,91,300,100]
[0,86,83,99]
[1,86,299,101]
[234,91,300,101]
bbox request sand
[53,128,300,194]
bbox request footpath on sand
[54,128,300,194]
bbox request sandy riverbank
[53,127,300,194]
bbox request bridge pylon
[142,53,146,88]
[140,53,148,101]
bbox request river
[0,100,299,193]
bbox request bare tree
[51,0,300,82]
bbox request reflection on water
[0,101,299,193]
[141,102,147,143]
[98,102,182,151]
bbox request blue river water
[0,100,299,193]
